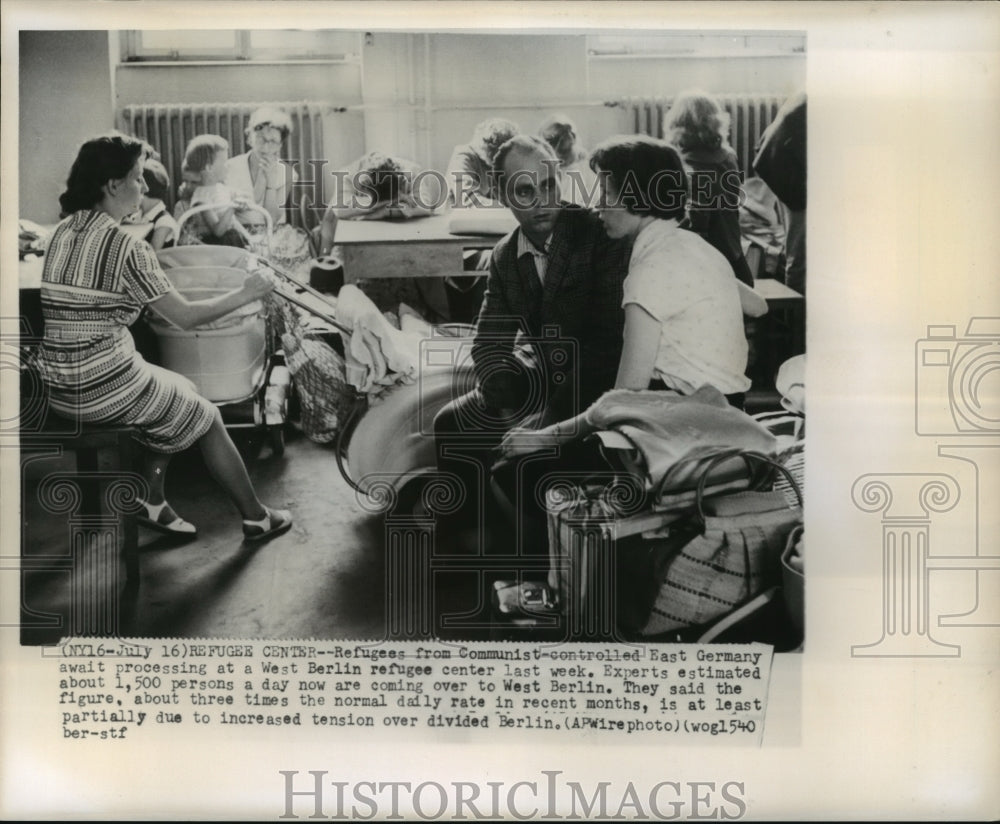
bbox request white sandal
[242,507,293,543]
[137,499,197,536]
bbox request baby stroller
[333,321,476,510]
[151,204,347,456]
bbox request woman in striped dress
[39,133,292,542]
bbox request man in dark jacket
[433,135,630,539]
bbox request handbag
[638,449,803,637]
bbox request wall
[19,31,115,223]
[20,30,805,220]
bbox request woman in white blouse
[500,134,753,458]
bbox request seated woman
[537,114,599,207]
[663,90,754,287]
[316,151,443,256]
[445,118,520,207]
[444,118,521,321]
[226,106,297,226]
[494,136,750,554]
[38,133,292,542]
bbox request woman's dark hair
[589,135,687,221]
[58,133,146,218]
[142,158,171,202]
[355,152,406,205]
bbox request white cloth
[623,219,751,396]
[776,354,806,414]
[190,182,230,208]
[516,231,551,284]
[334,284,428,393]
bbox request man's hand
[497,424,566,459]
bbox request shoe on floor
[242,507,293,543]
[137,499,197,536]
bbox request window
[121,30,361,63]
[587,32,805,59]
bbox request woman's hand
[241,271,275,302]
[256,153,285,190]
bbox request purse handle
[694,449,803,522]
[655,447,803,523]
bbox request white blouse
[622,219,751,396]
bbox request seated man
[432,135,631,548]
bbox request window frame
[120,30,361,64]
[585,31,806,60]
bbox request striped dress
[38,210,217,453]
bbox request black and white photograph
[14,23,807,647]
[1,1,997,820]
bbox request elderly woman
[225,106,297,225]
[38,133,292,542]
[663,90,754,287]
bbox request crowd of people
[35,91,805,561]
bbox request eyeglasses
[252,125,285,147]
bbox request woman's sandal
[242,507,293,543]
[137,499,197,536]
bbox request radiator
[118,101,326,229]
[616,93,786,177]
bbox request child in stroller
[175,134,252,248]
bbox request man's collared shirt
[516,230,552,285]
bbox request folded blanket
[585,385,778,498]
[335,284,442,394]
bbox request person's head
[471,118,520,164]
[141,158,171,203]
[182,134,229,186]
[538,114,585,166]
[589,135,687,239]
[245,107,292,159]
[663,90,731,153]
[355,151,407,206]
[59,133,148,219]
[492,135,562,245]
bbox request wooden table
[754,278,805,352]
[334,211,515,283]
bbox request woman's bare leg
[197,413,267,521]
[142,452,172,505]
